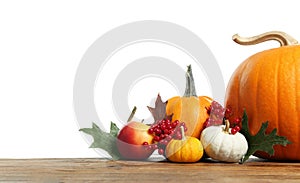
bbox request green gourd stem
[127,106,137,122]
[180,126,186,141]
[183,65,197,97]
[224,120,230,134]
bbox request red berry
[160,139,168,145]
[158,148,164,155]
[166,135,172,141]
[234,117,241,124]
[145,145,152,151]
[184,126,188,132]
[148,128,154,134]
[225,107,232,118]
[142,142,149,146]
[154,128,162,135]
[151,144,158,150]
[154,136,160,142]
[235,125,241,132]
[164,129,169,134]
[166,121,171,126]
[175,132,182,139]
[231,127,238,135]
[161,124,166,130]
[171,122,177,128]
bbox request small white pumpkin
[200,120,248,163]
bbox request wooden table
[0,158,299,182]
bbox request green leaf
[110,122,119,137]
[79,122,121,160]
[240,110,291,163]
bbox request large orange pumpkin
[225,31,300,160]
[166,65,212,139]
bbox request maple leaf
[240,110,291,163]
[79,122,121,160]
[205,101,225,127]
[147,94,172,123]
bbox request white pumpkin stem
[224,120,230,134]
[180,126,186,141]
[233,31,298,47]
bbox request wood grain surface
[0,158,299,182]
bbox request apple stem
[180,126,186,141]
[127,106,137,123]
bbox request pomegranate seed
[142,142,149,146]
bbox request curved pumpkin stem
[233,31,298,47]
[183,65,197,97]
[224,120,230,134]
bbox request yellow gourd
[166,126,204,163]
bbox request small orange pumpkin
[166,65,212,138]
[166,126,204,163]
[225,31,300,160]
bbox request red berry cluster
[143,119,187,155]
[225,106,242,128]
[203,102,242,135]
[224,106,242,134]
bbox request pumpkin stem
[180,126,186,141]
[224,120,230,134]
[183,65,197,97]
[127,106,137,122]
[233,31,298,47]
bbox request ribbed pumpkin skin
[166,136,203,162]
[166,96,212,139]
[225,45,300,160]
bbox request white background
[0,0,299,158]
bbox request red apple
[116,121,154,160]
